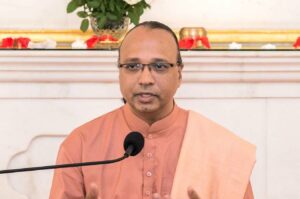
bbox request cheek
[119,75,127,96]
[119,74,135,97]
[157,78,180,97]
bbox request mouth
[134,92,157,103]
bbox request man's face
[119,26,182,123]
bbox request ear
[178,65,183,80]
[176,65,183,89]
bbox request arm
[49,132,85,199]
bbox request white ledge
[0,50,300,83]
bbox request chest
[83,136,183,199]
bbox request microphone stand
[0,132,142,175]
[0,152,130,175]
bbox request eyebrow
[122,58,140,63]
[151,58,170,63]
[122,57,170,63]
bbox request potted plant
[67,0,151,33]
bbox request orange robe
[171,111,256,199]
[50,104,255,199]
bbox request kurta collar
[122,102,180,138]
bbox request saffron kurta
[50,104,255,199]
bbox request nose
[138,66,155,86]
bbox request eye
[151,63,171,71]
[124,63,141,71]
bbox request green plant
[67,0,151,32]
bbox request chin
[135,104,159,113]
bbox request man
[50,21,256,199]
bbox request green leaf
[97,16,107,29]
[109,0,115,12]
[128,14,140,25]
[87,0,100,8]
[80,18,89,32]
[77,11,88,18]
[135,3,144,15]
[115,4,121,12]
[128,7,140,25]
[100,3,105,12]
[94,12,104,18]
[67,0,79,13]
[76,0,86,6]
[107,13,118,20]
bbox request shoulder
[186,110,256,158]
[61,106,124,150]
[173,110,256,199]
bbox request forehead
[119,26,178,61]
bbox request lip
[135,92,157,103]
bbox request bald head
[118,21,182,66]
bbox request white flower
[28,39,57,49]
[261,43,276,49]
[228,42,242,49]
[72,38,87,49]
[123,0,142,5]
[44,39,57,49]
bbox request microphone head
[123,132,144,156]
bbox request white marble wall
[0,0,300,29]
[0,50,300,199]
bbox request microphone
[124,131,144,157]
[0,131,144,174]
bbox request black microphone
[124,131,144,157]
[0,131,144,174]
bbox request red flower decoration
[1,37,14,48]
[1,37,31,48]
[98,35,108,41]
[293,37,300,48]
[86,34,119,48]
[106,35,118,42]
[195,36,211,49]
[179,36,211,49]
[179,38,194,49]
[86,35,100,48]
[16,37,31,48]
